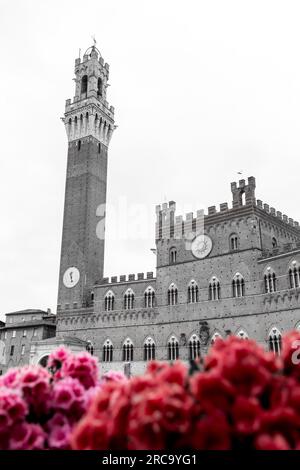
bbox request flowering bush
[0,347,125,449]
[71,332,300,450]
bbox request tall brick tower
[57,44,115,311]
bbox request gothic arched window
[122,338,134,362]
[188,334,201,360]
[268,327,282,355]
[86,340,94,355]
[289,261,300,289]
[143,337,155,361]
[209,276,221,300]
[144,286,155,308]
[104,291,115,311]
[272,237,278,248]
[168,283,178,306]
[103,339,113,362]
[230,233,239,251]
[170,247,177,264]
[232,273,245,298]
[81,75,88,94]
[264,267,277,293]
[168,335,179,361]
[124,288,134,310]
[188,280,198,303]
[211,332,222,345]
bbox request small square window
[23,330,27,337]
[12,330,16,338]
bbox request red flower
[190,371,234,412]
[128,382,193,449]
[231,396,262,435]
[255,433,290,450]
[188,411,231,450]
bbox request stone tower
[57,45,115,311]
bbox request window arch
[122,338,133,362]
[81,75,88,94]
[144,337,155,361]
[211,332,222,345]
[103,339,113,362]
[97,77,103,97]
[144,286,155,308]
[78,139,81,151]
[86,340,94,355]
[169,247,177,264]
[168,283,178,306]
[229,233,239,251]
[188,334,201,360]
[272,237,278,248]
[168,335,179,361]
[188,280,198,303]
[236,329,248,340]
[232,273,245,298]
[124,288,134,310]
[209,276,220,301]
[289,260,300,289]
[104,290,115,311]
[264,267,277,293]
[268,327,282,355]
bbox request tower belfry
[57,45,115,311]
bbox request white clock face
[63,267,80,288]
[191,235,212,259]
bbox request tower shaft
[57,46,115,310]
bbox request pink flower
[52,377,87,419]
[46,414,72,449]
[102,370,126,383]
[60,352,99,389]
[9,422,45,450]
[17,365,51,415]
[0,368,21,389]
[0,388,27,432]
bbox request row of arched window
[105,287,155,311]
[102,261,300,311]
[86,327,285,362]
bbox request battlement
[100,272,155,285]
[74,46,110,74]
[156,176,300,240]
[255,200,300,229]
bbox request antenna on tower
[79,48,81,59]
[92,35,97,47]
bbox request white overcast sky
[0,0,300,320]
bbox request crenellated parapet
[256,199,300,230]
[156,176,300,241]
[99,272,155,285]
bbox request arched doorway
[38,355,49,368]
